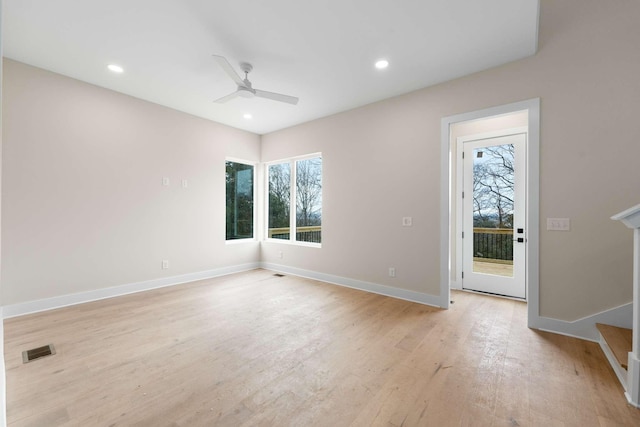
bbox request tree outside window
[226,161,254,240]
[268,155,322,244]
[268,163,291,240]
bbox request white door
[462,133,526,299]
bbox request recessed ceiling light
[243,113,253,119]
[375,59,389,70]
[107,64,124,73]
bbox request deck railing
[473,227,513,263]
[268,226,505,255]
[268,226,321,243]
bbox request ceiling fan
[212,55,299,105]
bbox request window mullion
[290,159,296,242]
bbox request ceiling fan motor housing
[239,62,253,74]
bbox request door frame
[439,98,540,329]
[456,128,528,298]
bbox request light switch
[182,179,188,188]
[547,218,570,231]
[402,217,413,227]
[162,177,170,186]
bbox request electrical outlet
[389,267,396,277]
[162,260,169,269]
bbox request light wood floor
[4,269,640,426]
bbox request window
[268,162,291,240]
[295,157,322,242]
[267,155,322,244]
[226,161,254,240]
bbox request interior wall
[1,59,261,305]
[261,96,442,296]
[262,0,640,321]
[0,1,6,424]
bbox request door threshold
[460,288,527,302]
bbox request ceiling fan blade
[212,55,244,86]
[213,91,240,103]
[254,89,299,105]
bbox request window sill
[264,239,321,249]
[225,238,258,245]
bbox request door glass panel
[472,144,515,277]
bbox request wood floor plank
[4,269,640,426]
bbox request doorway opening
[439,99,540,327]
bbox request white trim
[0,307,6,427]
[263,239,321,249]
[536,302,633,342]
[610,211,640,408]
[256,162,265,244]
[225,158,257,242]
[457,127,529,144]
[440,117,452,309]
[263,152,323,166]
[441,99,540,326]
[598,331,628,390]
[264,153,323,247]
[260,262,444,308]
[627,355,640,408]
[225,156,258,166]
[225,238,258,245]
[2,263,260,319]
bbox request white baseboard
[260,262,444,308]
[626,354,640,408]
[0,306,6,427]
[532,302,633,342]
[598,330,628,390]
[2,263,260,319]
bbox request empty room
[2,0,640,426]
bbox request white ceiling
[3,0,539,135]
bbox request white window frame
[225,157,257,244]
[265,153,322,247]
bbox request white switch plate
[547,218,570,231]
[402,217,412,227]
[162,260,169,269]
[162,177,170,186]
[389,267,396,277]
[182,179,188,188]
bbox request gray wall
[262,0,640,321]
[2,60,260,304]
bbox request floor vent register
[22,344,56,364]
